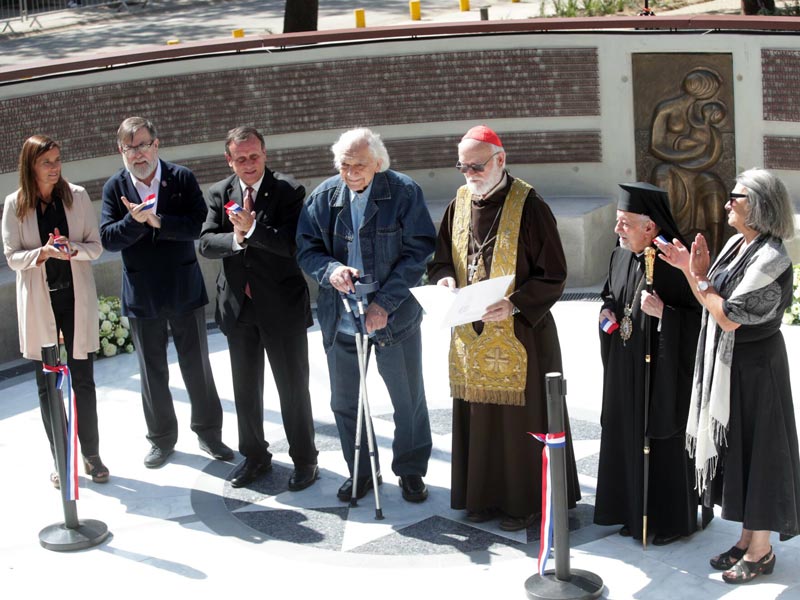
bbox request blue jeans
[327,326,431,478]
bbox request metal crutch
[339,275,384,519]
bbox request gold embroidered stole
[448,179,529,405]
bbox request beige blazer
[2,184,101,361]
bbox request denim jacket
[296,170,436,351]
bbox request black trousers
[129,306,223,450]
[34,288,99,458]
[227,298,317,466]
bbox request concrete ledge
[0,195,615,363]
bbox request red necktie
[243,186,254,299]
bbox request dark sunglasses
[455,152,500,174]
[729,192,747,203]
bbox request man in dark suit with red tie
[199,126,318,489]
[100,116,234,469]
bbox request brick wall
[762,49,800,122]
[0,48,600,173]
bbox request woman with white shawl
[656,168,800,584]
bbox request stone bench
[0,195,616,364]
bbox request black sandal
[83,455,110,483]
[722,548,776,584]
[710,545,747,570]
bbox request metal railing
[2,0,146,33]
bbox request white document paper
[410,275,515,328]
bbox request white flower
[98,302,110,314]
[114,326,128,339]
[107,311,119,322]
[100,320,113,333]
[792,303,800,316]
[783,311,796,325]
[120,316,130,328]
[125,343,134,353]
[116,337,126,346]
[102,344,118,357]
[100,337,110,347]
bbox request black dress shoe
[337,473,382,502]
[199,438,234,461]
[288,464,319,492]
[499,512,539,532]
[466,508,499,523]
[230,458,272,488]
[652,533,682,546]
[399,474,428,502]
[619,525,632,537]
[144,446,174,469]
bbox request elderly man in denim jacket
[297,128,435,503]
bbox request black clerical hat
[618,182,687,246]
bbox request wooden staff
[642,246,656,549]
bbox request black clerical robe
[428,176,581,519]
[594,246,701,538]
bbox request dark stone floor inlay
[198,409,602,556]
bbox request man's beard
[124,155,157,182]
[465,169,502,197]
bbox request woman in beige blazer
[2,135,108,487]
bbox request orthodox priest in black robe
[428,125,580,532]
[594,182,702,545]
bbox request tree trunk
[284,0,319,32]
[741,0,775,14]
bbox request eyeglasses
[455,152,500,174]
[729,192,747,204]
[121,141,155,155]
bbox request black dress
[709,244,800,536]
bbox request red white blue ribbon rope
[528,431,566,575]
[42,364,79,500]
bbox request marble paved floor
[2,299,800,599]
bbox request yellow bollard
[409,0,421,20]
[459,0,469,11]
[511,0,520,3]
[166,39,181,45]
[232,29,245,38]
[354,8,366,28]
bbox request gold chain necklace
[619,269,647,345]
[467,203,504,284]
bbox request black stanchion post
[525,372,603,600]
[480,6,489,19]
[43,343,79,529]
[38,343,109,552]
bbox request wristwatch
[697,279,711,292]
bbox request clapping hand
[42,227,73,261]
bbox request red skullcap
[461,125,503,148]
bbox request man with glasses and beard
[100,116,233,469]
[427,125,581,531]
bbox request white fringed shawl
[686,233,791,492]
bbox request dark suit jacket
[199,170,312,337]
[100,160,209,318]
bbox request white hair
[331,128,390,172]
[737,168,795,241]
